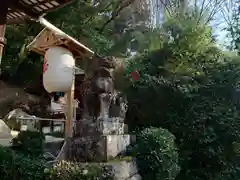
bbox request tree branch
[98,0,136,33]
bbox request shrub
[0,146,46,180]
[124,53,240,180]
[45,161,114,180]
[0,146,15,179]
[174,63,240,180]
[0,147,115,180]
[12,130,45,157]
[122,13,240,180]
[128,127,180,180]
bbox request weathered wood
[0,26,6,72]
[65,76,75,139]
[0,0,74,24]
[0,0,75,71]
[0,2,8,25]
[27,27,94,58]
[11,0,39,18]
[0,2,8,70]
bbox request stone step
[107,159,141,180]
[44,136,64,157]
[128,174,142,180]
[68,134,136,162]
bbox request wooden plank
[0,2,9,72]
[27,25,94,58]
[11,0,39,18]
[5,0,74,24]
[0,2,8,24]
[65,72,75,138]
[17,117,66,122]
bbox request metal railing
[17,116,66,122]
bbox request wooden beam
[26,0,67,9]
[20,0,54,14]
[0,2,9,24]
[6,17,29,24]
[31,0,74,17]
[65,74,75,139]
[15,0,73,17]
[11,0,39,18]
[53,0,74,11]
[0,2,9,73]
[6,0,74,24]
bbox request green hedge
[0,146,114,180]
[128,127,180,180]
[0,147,46,180]
[122,32,240,180]
[12,130,45,157]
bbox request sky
[149,0,233,49]
[211,20,228,49]
[201,0,235,49]
[211,9,230,49]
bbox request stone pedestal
[71,116,133,160]
[68,91,141,179]
[75,117,127,136]
[68,134,135,162]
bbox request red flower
[131,71,140,81]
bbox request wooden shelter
[2,0,73,24]
[27,25,94,58]
[27,18,95,117]
[25,15,97,159]
[0,0,74,67]
[0,0,87,160]
[26,14,95,144]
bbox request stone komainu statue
[79,55,126,120]
[79,55,114,119]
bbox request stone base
[75,117,128,136]
[68,134,135,162]
[0,120,12,138]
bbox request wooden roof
[27,26,94,58]
[6,0,73,24]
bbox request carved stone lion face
[92,55,116,70]
[95,77,114,94]
[91,55,116,79]
[95,67,112,78]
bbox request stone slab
[75,118,128,136]
[99,121,127,135]
[106,135,131,158]
[104,117,125,123]
[107,160,139,180]
[128,174,142,180]
[0,119,12,138]
[44,136,64,157]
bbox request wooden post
[65,68,75,139]
[56,68,75,161]
[0,2,8,74]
